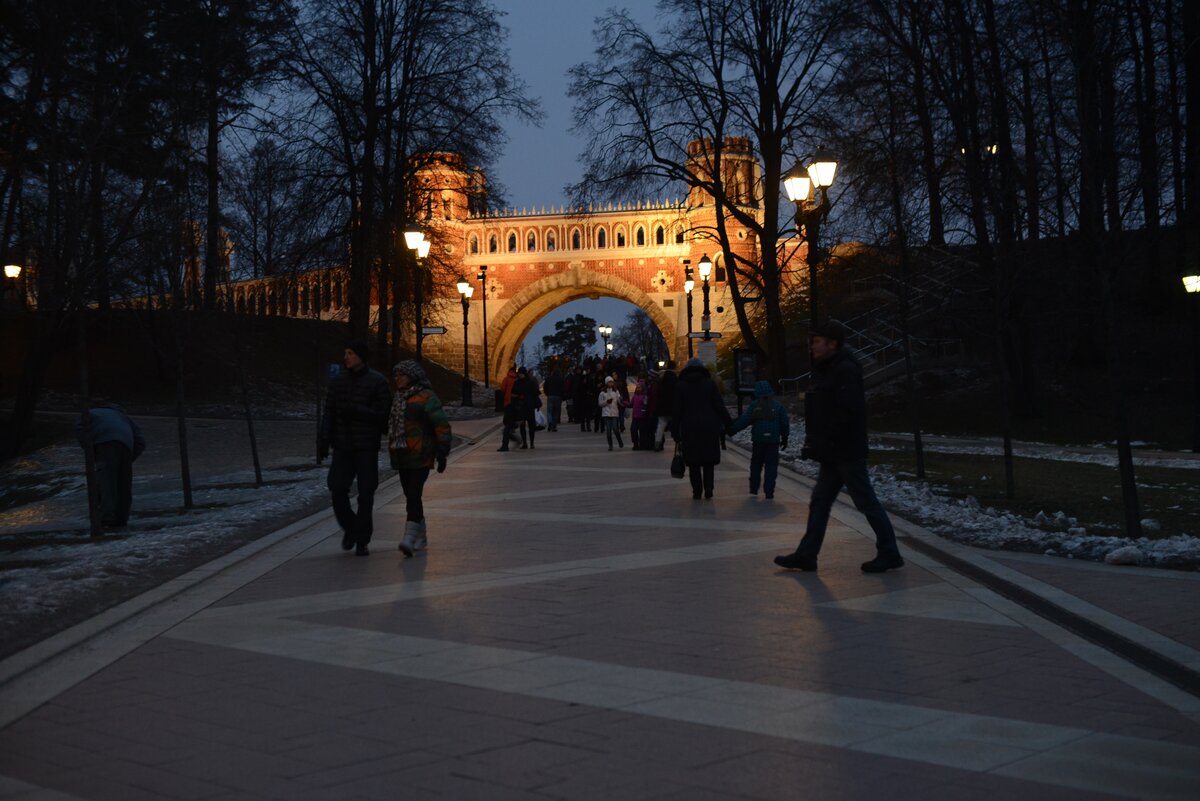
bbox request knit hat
[754,379,774,398]
[810,320,846,344]
[392,359,429,385]
[683,357,704,370]
[346,339,370,361]
[604,376,615,384]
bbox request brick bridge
[223,139,771,385]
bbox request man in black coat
[774,321,904,573]
[671,358,733,499]
[319,340,392,555]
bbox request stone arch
[485,267,679,385]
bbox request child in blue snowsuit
[731,380,790,499]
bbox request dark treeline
[0,0,538,458]
[570,0,1198,534]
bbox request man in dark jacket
[77,402,145,527]
[774,322,903,573]
[319,340,392,555]
[671,358,733,499]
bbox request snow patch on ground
[731,423,1200,570]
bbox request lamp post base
[461,378,473,407]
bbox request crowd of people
[313,324,904,574]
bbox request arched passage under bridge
[485,268,679,381]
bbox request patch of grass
[869,448,1200,539]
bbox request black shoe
[749,489,758,496]
[497,446,509,452]
[704,490,713,499]
[341,531,355,551]
[355,543,370,556]
[861,554,905,573]
[692,492,702,500]
[765,493,774,500]
[774,552,818,571]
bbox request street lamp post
[3,263,21,309]
[783,146,838,341]
[457,277,474,406]
[1185,275,1200,452]
[695,254,717,364]
[599,324,612,357]
[404,230,431,360]
[477,265,490,387]
[683,261,694,358]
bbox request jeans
[654,415,672,448]
[797,460,899,559]
[603,416,624,447]
[749,442,779,495]
[327,449,380,546]
[94,440,133,525]
[547,395,562,429]
[397,467,430,523]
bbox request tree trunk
[204,82,220,310]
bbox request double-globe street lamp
[404,230,432,360]
[599,324,612,356]
[477,265,490,387]
[456,277,474,406]
[683,261,695,358]
[783,147,839,341]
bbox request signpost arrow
[687,332,721,339]
[421,326,448,335]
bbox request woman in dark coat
[671,358,732,499]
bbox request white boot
[413,520,428,552]
[399,521,420,557]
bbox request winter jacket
[320,364,392,453]
[388,386,452,470]
[543,372,565,398]
[653,370,677,417]
[731,380,790,446]
[671,363,732,465]
[598,387,623,418]
[505,375,540,424]
[77,404,145,459]
[630,383,648,419]
[803,347,869,463]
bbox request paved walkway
[1,422,1198,800]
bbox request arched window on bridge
[507,232,517,252]
[469,235,479,255]
[636,226,646,246]
[489,235,498,253]
[526,231,537,251]
[571,229,581,249]
[597,228,607,248]
[546,231,556,251]
[655,225,665,245]
[616,227,626,247]
[674,225,685,244]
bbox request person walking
[511,366,541,449]
[629,377,650,449]
[76,401,146,527]
[573,366,595,432]
[388,360,452,558]
[319,341,392,556]
[652,362,677,451]
[543,368,565,432]
[671,357,732,499]
[731,380,790,499]
[774,321,904,573]
[497,366,520,451]
[598,376,625,450]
